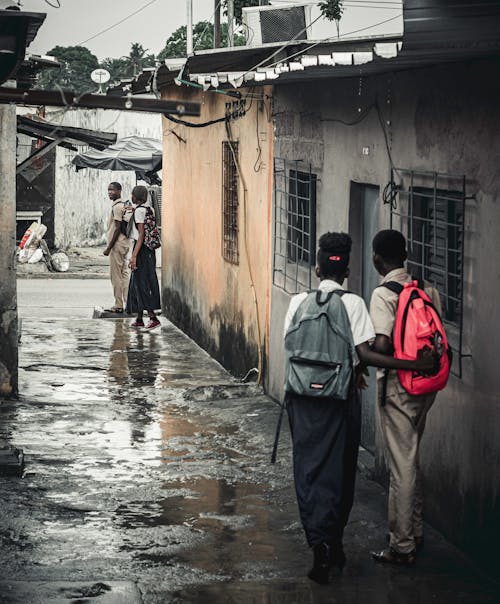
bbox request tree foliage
[36,46,99,93]
[319,0,344,22]
[158,21,245,61]
[101,43,156,86]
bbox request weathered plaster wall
[270,57,500,573]
[46,108,161,248]
[161,86,273,378]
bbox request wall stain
[163,287,258,379]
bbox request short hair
[108,182,122,191]
[317,232,352,278]
[132,185,148,203]
[372,229,406,263]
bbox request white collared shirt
[284,279,376,353]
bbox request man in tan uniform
[369,230,442,565]
[103,182,130,313]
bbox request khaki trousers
[376,373,435,554]
[109,240,130,310]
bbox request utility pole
[0,104,18,398]
[186,0,193,56]
[227,0,234,47]
[214,0,221,48]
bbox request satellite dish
[91,68,110,93]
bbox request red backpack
[383,280,450,396]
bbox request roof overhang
[155,0,500,91]
[16,114,118,174]
[0,10,46,85]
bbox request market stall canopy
[72,136,162,173]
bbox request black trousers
[286,392,361,548]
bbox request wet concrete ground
[0,279,498,603]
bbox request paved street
[0,279,497,603]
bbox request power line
[77,0,159,46]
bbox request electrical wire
[163,113,228,129]
[320,102,375,126]
[194,0,222,52]
[44,0,61,7]
[77,0,159,46]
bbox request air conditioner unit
[242,3,314,46]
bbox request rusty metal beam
[0,87,200,116]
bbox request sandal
[105,307,124,313]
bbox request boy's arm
[356,341,435,372]
[372,334,393,355]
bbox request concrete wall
[269,57,500,573]
[17,107,162,249]
[160,86,273,378]
[0,105,18,396]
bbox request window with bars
[407,187,463,324]
[273,158,317,293]
[287,169,317,265]
[388,168,467,376]
[222,141,239,264]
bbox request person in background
[126,185,161,330]
[103,181,130,313]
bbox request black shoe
[371,547,416,566]
[330,545,346,574]
[308,542,331,585]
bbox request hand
[355,366,369,390]
[129,256,137,271]
[415,346,439,375]
[103,248,110,256]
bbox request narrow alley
[0,279,497,603]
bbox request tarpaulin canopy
[72,136,162,172]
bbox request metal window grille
[388,168,467,376]
[222,141,239,264]
[273,158,317,293]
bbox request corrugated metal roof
[109,1,500,96]
[183,0,500,89]
[17,115,117,150]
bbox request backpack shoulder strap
[380,281,404,296]
[332,289,351,297]
[315,290,335,306]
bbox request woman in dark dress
[126,185,161,330]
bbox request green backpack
[284,290,355,400]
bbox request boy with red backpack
[369,230,450,565]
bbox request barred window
[222,141,239,264]
[273,158,317,293]
[388,169,467,376]
[407,187,463,324]
[287,169,317,265]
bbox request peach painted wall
[160,85,273,379]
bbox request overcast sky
[20,0,403,61]
[21,0,217,60]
